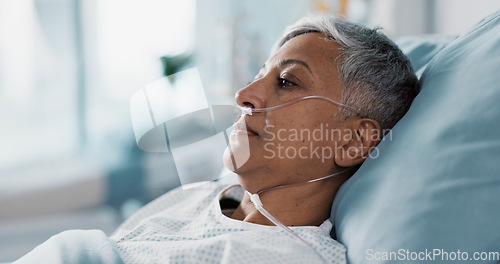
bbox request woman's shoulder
[110,181,230,238]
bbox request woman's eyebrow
[260,59,313,75]
[278,59,313,75]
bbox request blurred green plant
[160,54,192,82]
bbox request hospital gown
[110,182,347,263]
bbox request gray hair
[274,16,418,132]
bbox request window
[0,0,195,174]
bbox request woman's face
[224,32,349,187]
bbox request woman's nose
[235,80,266,109]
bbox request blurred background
[1,0,499,261]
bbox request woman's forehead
[268,32,341,73]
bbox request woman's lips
[232,121,258,136]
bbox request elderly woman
[16,16,417,264]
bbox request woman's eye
[277,77,296,89]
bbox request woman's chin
[223,148,237,172]
[223,147,256,174]
[223,137,253,170]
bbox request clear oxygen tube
[244,168,352,263]
[237,95,358,262]
[239,95,359,116]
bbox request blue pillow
[332,11,500,264]
[396,35,456,77]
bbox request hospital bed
[11,10,500,264]
[331,10,500,263]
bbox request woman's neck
[229,174,349,227]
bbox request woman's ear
[334,118,381,167]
